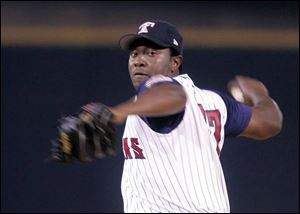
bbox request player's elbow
[241,112,283,141]
[247,103,283,140]
[257,125,282,140]
[252,118,283,140]
[263,109,283,139]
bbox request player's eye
[147,50,156,56]
[130,51,138,58]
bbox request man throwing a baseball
[52,20,283,213]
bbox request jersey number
[198,104,222,155]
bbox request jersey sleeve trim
[137,74,181,95]
[214,90,252,137]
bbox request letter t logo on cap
[138,22,155,34]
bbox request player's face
[128,45,176,89]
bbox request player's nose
[134,56,146,67]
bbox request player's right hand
[228,75,269,106]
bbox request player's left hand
[51,103,117,163]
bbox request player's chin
[129,77,138,88]
[132,80,141,90]
[132,76,149,89]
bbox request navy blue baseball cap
[119,20,183,56]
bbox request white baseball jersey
[121,74,230,213]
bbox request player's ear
[171,55,182,73]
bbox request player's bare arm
[228,75,283,140]
[109,82,186,124]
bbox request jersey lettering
[123,138,132,159]
[130,138,145,159]
[122,138,145,159]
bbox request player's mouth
[133,72,149,80]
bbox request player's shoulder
[144,74,176,88]
[173,73,193,84]
[200,89,227,108]
[173,74,227,108]
[202,89,224,100]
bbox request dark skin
[81,43,283,140]
[109,45,186,122]
[128,45,181,89]
[228,75,283,140]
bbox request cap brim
[119,34,169,51]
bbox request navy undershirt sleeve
[215,91,252,137]
[136,77,185,134]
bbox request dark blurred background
[1,1,299,213]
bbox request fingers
[79,112,93,123]
[235,75,269,97]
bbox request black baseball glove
[51,103,116,163]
